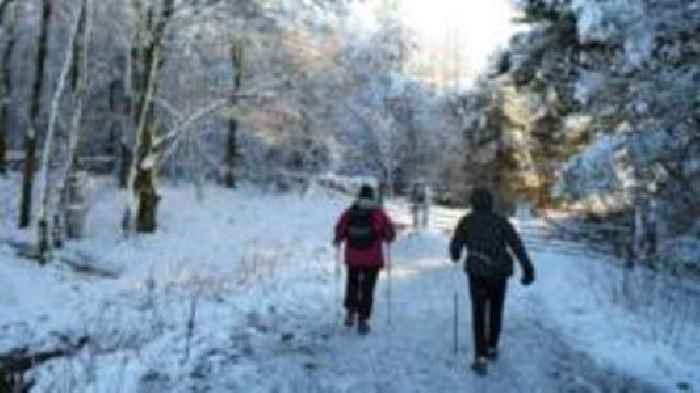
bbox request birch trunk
[62,0,91,183]
[59,0,92,243]
[37,0,85,261]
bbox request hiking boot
[344,312,355,327]
[470,357,488,376]
[486,347,499,361]
[357,319,370,336]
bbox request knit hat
[470,187,493,212]
[358,184,374,200]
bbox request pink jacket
[334,206,396,268]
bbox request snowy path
[203,231,664,393]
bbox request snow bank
[0,176,354,391]
[531,247,700,391]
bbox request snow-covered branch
[151,91,266,158]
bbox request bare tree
[124,0,174,234]
[19,0,53,229]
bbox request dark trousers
[344,267,380,320]
[468,275,507,359]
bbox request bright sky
[344,0,518,89]
[400,0,522,88]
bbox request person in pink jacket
[333,184,396,335]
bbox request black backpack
[346,208,376,249]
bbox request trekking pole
[387,244,392,327]
[453,263,459,356]
[453,288,459,355]
[335,245,343,325]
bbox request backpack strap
[469,250,494,265]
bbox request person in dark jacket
[450,187,535,375]
[334,184,396,335]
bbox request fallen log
[0,336,89,392]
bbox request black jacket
[450,211,534,279]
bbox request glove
[451,258,460,264]
[521,269,535,286]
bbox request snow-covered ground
[1,174,698,392]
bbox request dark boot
[344,312,355,327]
[470,357,488,376]
[486,347,499,361]
[357,319,370,336]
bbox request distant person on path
[334,184,396,335]
[449,187,535,375]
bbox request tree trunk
[0,125,5,175]
[224,41,243,188]
[0,84,7,175]
[20,0,52,229]
[133,98,159,232]
[106,80,120,174]
[119,141,131,188]
[125,0,173,234]
[134,123,159,232]
[20,135,36,227]
[37,0,86,261]
[118,43,137,190]
[224,117,238,188]
[0,1,16,176]
[633,187,658,269]
[120,44,132,188]
[58,0,92,246]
